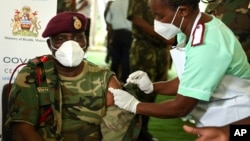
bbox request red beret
[42,12,87,38]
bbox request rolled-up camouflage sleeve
[101,106,135,141]
[100,83,142,141]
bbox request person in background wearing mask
[109,0,250,140]
[6,12,140,141]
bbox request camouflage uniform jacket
[6,55,141,141]
[127,0,166,48]
[57,0,76,13]
[205,0,250,62]
[127,0,168,83]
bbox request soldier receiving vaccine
[5,12,141,141]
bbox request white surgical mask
[154,7,184,40]
[52,40,85,67]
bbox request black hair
[160,0,200,10]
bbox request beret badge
[73,16,82,30]
[42,12,87,37]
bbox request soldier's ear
[46,39,52,51]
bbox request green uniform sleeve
[100,83,142,141]
[7,66,40,126]
[101,106,135,141]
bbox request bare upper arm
[105,75,122,107]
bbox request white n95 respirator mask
[154,7,184,40]
[53,40,85,67]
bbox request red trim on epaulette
[8,55,53,125]
[8,56,49,95]
[39,55,48,63]
[191,23,205,46]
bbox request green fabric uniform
[205,0,250,63]
[6,55,140,141]
[178,16,250,101]
[127,0,168,140]
[127,0,168,101]
[57,0,75,13]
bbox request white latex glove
[126,70,153,94]
[108,87,140,113]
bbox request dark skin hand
[183,125,229,141]
[183,116,250,141]
[11,33,121,141]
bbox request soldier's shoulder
[84,60,111,72]
[24,55,52,70]
[27,57,40,65]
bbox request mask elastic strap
[50,45,58,60]
[50,45,58,51]
[179,17,184,28]
[171,7,180,24]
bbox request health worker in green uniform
[109,0,250,140]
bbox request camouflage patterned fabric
[127,1,168,140]
[128,0,163,47]
[127,0,168,83]
[6,55,141,141]
[127,0,168,103]
[205,0,250,62]
[57,0,76,13]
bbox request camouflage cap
[42,12,87,38]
